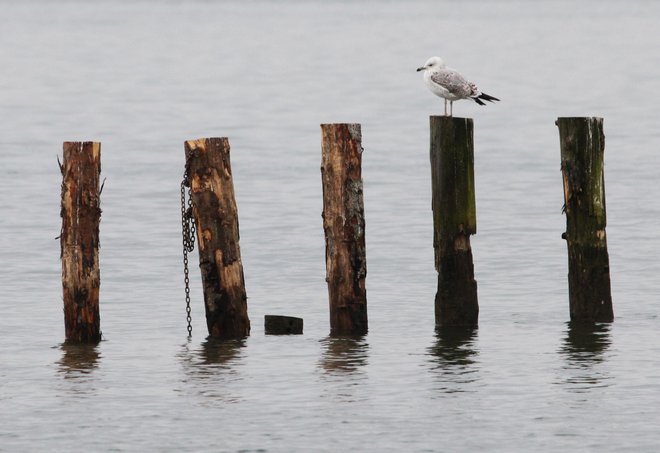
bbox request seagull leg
[450,101,453,117]
[444,99,447,116]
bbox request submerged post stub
[184,137,250,339]
[430,116,479,327]
[320,123,368,336]
[557,117,613,322]
[265,315,303,335]
[60,141,102,343]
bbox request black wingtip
[474,98,486,106]
[478,92,500,103]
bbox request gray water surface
[1,1,660,451]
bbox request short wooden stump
[265,315,303,335]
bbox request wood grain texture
[60,141,102,343]
[557,117,613,322]
[321,124,368,336]
[185,138,250,338]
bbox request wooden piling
[265,315,303,335]
[321,124,368,336]
[184,138,250,339]
[430,116,479,327]
[557,117,613,322]
[60,141,102,343]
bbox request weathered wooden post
[321,124,368,336]
[557,117,613,322]
[430,116,479,327]
[60,141,102,343]
[184,137,250,339]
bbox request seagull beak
[416,66,425,72]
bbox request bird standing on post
[417,56,499,117]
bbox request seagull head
[416,56,445,72]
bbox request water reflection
[318,335,370,403]
[178,338,245,402]
[179,338,245,371]
[427,327,479,393]
[558,322,612,392]
[319,335,369,375]
[57,342,100,377]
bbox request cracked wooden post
[60,141,102,343]
[321,124,368,336]
[430,116,479,327]
[184,137,250,339]
[557,117,613,322]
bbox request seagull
[417,56,499,117]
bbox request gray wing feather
[430,69,475,98]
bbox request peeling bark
[321,124,368,336]
[60,141,102,343]
[184,138,250,339]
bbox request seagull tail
[477,92,500,103]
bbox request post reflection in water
[318,335,370,402]
[558,322,613,392]
[427,327,479,393]
[179,338,245,370]
[57,341,101,377]
[319,335,369,375]
[178,338,246,402]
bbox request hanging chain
[181,165,196,337]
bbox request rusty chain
[181,166,195,337]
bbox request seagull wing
[430,68,473,98]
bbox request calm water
[2,1,660,451]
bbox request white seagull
[417,56,499,117]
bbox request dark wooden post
[557,117,613,322]
[264,315,303,335]
[430,116,479,327]
[321,124,368,336]
[60,141,102,343]
[184,138,250,339]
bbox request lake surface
[2,1,660,451]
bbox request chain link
[181,166,196,337]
